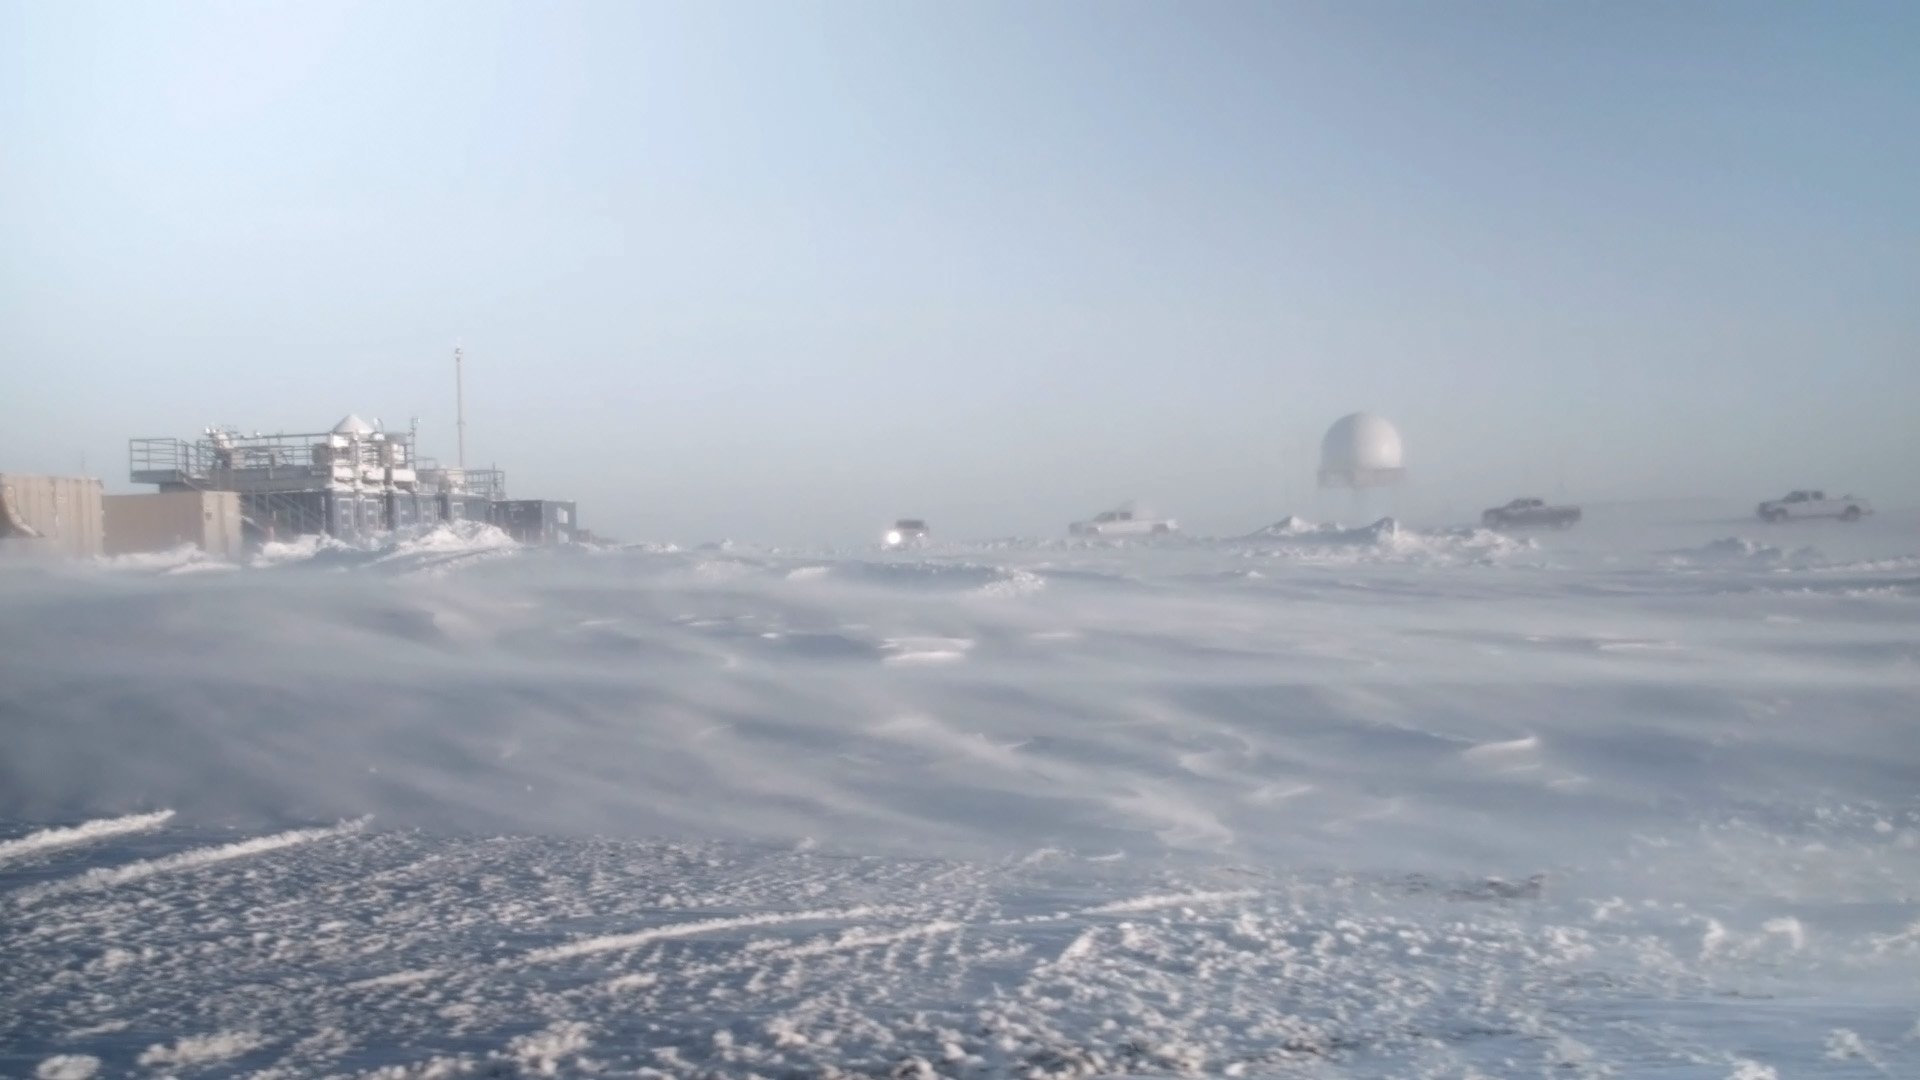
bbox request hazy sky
[3,1,1915,543]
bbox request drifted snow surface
[2,505,1917,1079]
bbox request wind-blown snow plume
[1,503,1915,1077]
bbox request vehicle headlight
[885,531,902,545]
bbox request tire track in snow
[9,818,370,905]
[0,811,175,865]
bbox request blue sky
[3,0,1915,542]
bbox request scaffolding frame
[129,423,509,541]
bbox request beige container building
[0,474,105,558]
[104,490,245,559]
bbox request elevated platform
[125,414,576,544]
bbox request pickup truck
[1069,506,1178,537]
[1481,498,1581,530]
[1756,490,1872,522]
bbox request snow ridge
[0,811,174,866]
[521,905,902,965]
[10,819,367,904]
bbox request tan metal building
[104,490,245,559]
[0,474,105,558]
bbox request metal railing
[416,467,506,500]
[129,438,211,485]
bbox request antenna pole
[454,345,466,470]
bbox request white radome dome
[1318,412,1406,487]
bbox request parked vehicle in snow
[1481,498,1582,530]
[1069,505,1178,537]
[882,519,930,547]
[1756,490,1872,522]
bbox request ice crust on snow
[3,828,1914,1078]
[2,502,1917,1077]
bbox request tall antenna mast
[454,344,466,470]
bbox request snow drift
[4,507,1914,866]
[1237,514,1532,564]
[2,503,1916,1077]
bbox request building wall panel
[103,491,244,559]
[490,499,577,545]
[0,474,104,558]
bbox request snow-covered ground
[2,504,1916,1079]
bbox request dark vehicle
[1482,498,1581,530]
[883,519,930,547]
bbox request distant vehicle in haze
[882,519,930,548]
[1756,490,1871,522]
[1069,505,1178,537]
[1481,498,1581,530]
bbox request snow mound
[33,1055,100,1080]
[244,521,519,575]
[1669,537,1823,569]
[1238,516,1531,565]
[620,541,683,555]
[1814,554,1920,574]
[1247,514,1358,539]
[136,1030,271,1069]
[249,533,350,568]
[834,559,1037,594]
[98,529,523,576]
[973,567,1045,598]
[683,557,761,583]
[101,544,239,575]
[368,521,519,575]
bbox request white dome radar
[1318,412,1406,488]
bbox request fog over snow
[3,3,1919,542]
[3,506,1917,1078]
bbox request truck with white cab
[1756,490,1871,522]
